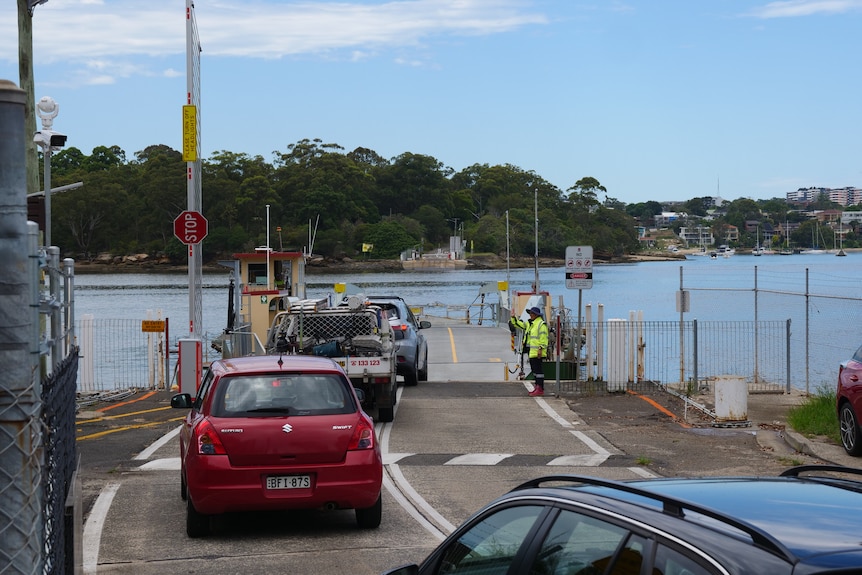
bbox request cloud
[2,0,546,85]
[4,0,546,60]
[747,0,862,18]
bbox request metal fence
[677,265,861,394]
[545,318,790,394]
[41,350,79,575]
[76,318,223,393]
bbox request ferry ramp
[422,317,520,383]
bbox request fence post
[0,79,44,572]
[79,315,95,391]
[692,319,698,392]
[786,319,792,393]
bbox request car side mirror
[419,320,431,329]
[170,393,193,409]
[354,388,366,403]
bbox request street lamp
[33,96,67,247]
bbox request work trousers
[530,356,544,390]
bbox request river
[73,252,862,389]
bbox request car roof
[505,467,862,567]
[364,295,407,305]
[213,355,342,374]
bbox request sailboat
[836,220,847,256]
[800,222,827,254]
[753,224,762,256]
[779,221,793,255]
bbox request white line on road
[133,425,181,460]
[82,481,121,575]
[388,464,457,534]
[444,453,513,465]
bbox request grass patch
[786,387,840,445]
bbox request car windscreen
[212,373,356,417]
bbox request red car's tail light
[347,419,375,451]
[195,419,227,455]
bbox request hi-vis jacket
[509,315,549,359]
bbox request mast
[533,189,539,292]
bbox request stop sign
[173,210,208,244]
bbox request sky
[2,0,860,205]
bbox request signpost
[565,246,593,383]
[565,245,593,289]
[173,210,208,245]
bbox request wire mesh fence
[545,319,789,395]
[75,318,223,393]
[41,351,79,575]
[680,264,862,394]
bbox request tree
[358,220,418,259]
[683,197,710,217]
[566,177,607,208]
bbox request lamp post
[33,96,66,247]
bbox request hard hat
[528,306,542,316]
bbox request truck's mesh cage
[276,312,381,347]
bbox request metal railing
[546,318,790,394]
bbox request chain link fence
[542,263,860,397]
[545,318,789,393]
[41,351,79,575]
[680,264,861,394]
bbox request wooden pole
[17,0,40,197]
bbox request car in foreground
[171,355,383,537]
[364,295,431,386]
[383,465,862,575]
[838,343,862,455]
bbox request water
[72,253,862,389]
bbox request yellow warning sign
[141,320,165,333]
[182,105,197,162]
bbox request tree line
[44,138,639,262]
[43,137,852,263]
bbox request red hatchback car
[837,344,862,455]
[171,355,383,537]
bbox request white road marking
[548,454,609,466]
[628,466,658,478]
[388,463,457,534]
[137,457,181,471]
[444,453,513,465]
[82,482,121,575]
[133,425,181,460]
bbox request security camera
[34,130,67,149]
[48,132,67,147]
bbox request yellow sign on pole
[362,243,373,253]
[141,320,166,332]
[182,105,197,162]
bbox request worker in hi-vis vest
[508,306,549,396]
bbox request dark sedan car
[838,344,862,455]
[171,355,383,537]
[365,295,431,386]
[383,466,862,575]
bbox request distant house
[655,212,686,227]
[678,226,714,247]
[720,225,739,243]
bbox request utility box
[714,375,749,425]
[178,338,202,395]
